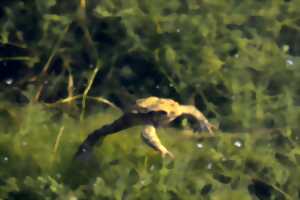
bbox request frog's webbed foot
[180,105,217,136]
[192,121,217,135]
[141,125,174,159]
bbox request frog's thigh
[141,125,169,155]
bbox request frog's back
[131,96,182,119]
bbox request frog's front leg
[141,125,174,159]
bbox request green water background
[0,1,300,199]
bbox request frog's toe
[193,122,216,135]
[163,150,175,159]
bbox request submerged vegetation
[1,0,300,199]
[1,104,299,199]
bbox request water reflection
[286,59,294,66]
[233,140,242,148]
[5,78,13,85]
[207,162,212,170]
[196,143,204,149]
[3,156,8,162]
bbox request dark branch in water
[74,113,148,160]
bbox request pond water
[0,1,300,199]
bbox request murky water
[0,0,300,199]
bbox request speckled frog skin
[75,96,216,159]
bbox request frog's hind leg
[141,125,174,159]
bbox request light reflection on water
[286,59,294,66]
[3,156,8,162]
[207,162,212,170]
[5,78,13,85]
[196,143,204,149]
[233,140,242,148]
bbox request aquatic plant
[0,0,300,199]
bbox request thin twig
[76,0,103,121]
[53,126,65,155]
[67,67,74,100]
[42,25,69,75]
[0,56,32,61]
[199,90,219,116]
[80,61,102,121]
[34,24,69,102]
[45,94,120,111]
